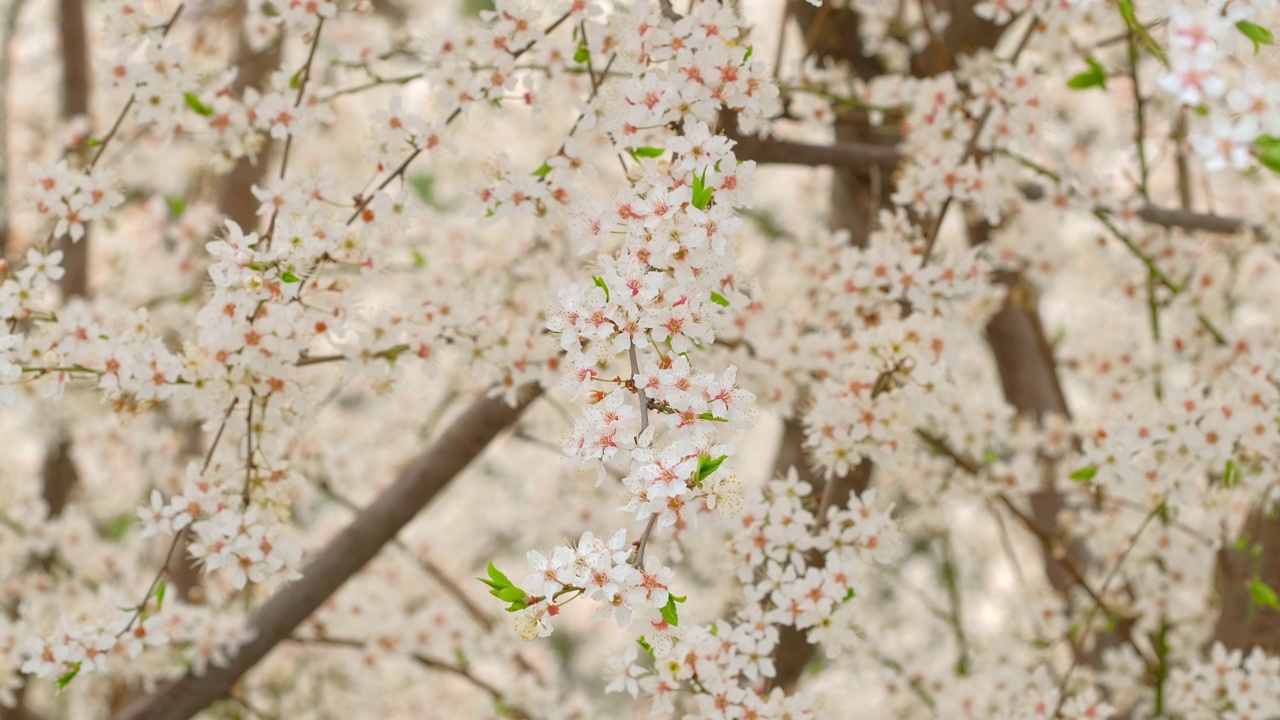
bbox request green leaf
[101,512,133,540]
[628,146,664,159]
[842,587,856,602]
[1250,576,1280,610]
[693,188,714,210]
[698,412,729,423]
[532,161,553,178]
[637,636,654,656]
[1223,459,1241,487]
[592,275,610,303]
[165,196,187,217]
[154,581,167,612]
[289,68,304,89]
[497,586,526,603]
[56,663,80,691]
[1237,20,1274,53]
[412,249,425,267]
[660,594,680,626]
[709,291,730,307]
[1067,57,1107,90]
[408,174,443,209]
[487,561,512,588]
[983,448,999,465]
[183,92,213,117]
[85,137,101,147]
[1069,465,1098,482]
[280,271,300,283]
[1258,135,1280,175]
[742,45,754,62]
[460,0,495,17]
[695,454,728,487]
[690,167,715,209]
[690,166,716,210]
[573,39,591,64]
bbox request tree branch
[57,0,90,298]
[216,21,283,233]
[114,385,542,720]
[731,134,1262,237]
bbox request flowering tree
[3,0,1280,718]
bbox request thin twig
[629,341,658,566]
[202,397,240,474]
[312,477,494,631]
[88,3,186,170]
[920,13,1039,265]
[243,391,256,504]
[264,18,326,248]
[918,431,1157,668]
[292,635,534,720]
[116,529,186,637]
[1051,503,1161,714]
[1129,30,1150,198]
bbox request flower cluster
[1152,2,1280,173]
[6,0,1280,718]
[1167,642,1280,720]
[508,529,665,639]
[730,470,899,652]
[19,601,250,687]
[26,162,124,244]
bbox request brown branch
[765,417,873,693]
[311,476,495,631]
[56,0,91,299]
[40,437,79,519]
[732,134,1260,238]
[1131,204,1251,236]
[0,0,31,258]
[1214,502,1280,653]
[216,24,283,233]
[727,128,900,175]
[114,385,541,720]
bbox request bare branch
[731,133,1260,237]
